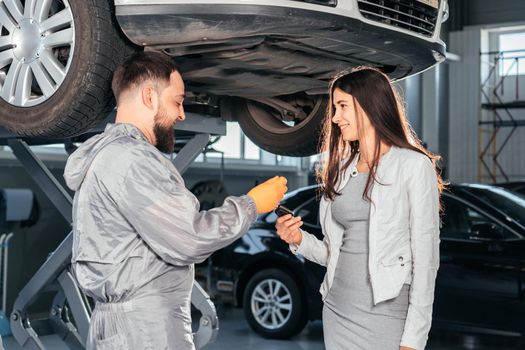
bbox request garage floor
[206,307,525,350]
[3,306,525,349]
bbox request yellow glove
[247,176,288,214]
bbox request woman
[276,67,444,350]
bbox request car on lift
[202,183,525,339]
[0,0,447,156]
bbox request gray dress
[323,172,410,350]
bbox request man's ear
[141,85,159,112]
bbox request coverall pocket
[95,333,129,350]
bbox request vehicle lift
[0,112,226,349]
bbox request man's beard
[153,105,175,154]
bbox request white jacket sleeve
[289,229,329,267]
[400,156,441,349]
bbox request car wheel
[0,0,134,137]
[243,268,307,339]
[233,93,326,156]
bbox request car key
[274,204,294,217]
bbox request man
[64,51,287,349]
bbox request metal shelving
[479,49,525,182]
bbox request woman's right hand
[275,214,303,245]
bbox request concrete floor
[3,306,525,349]
[205,307,525,350]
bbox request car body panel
[114,0,445,43]
[114,1,446,97]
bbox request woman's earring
[350,167,358,177]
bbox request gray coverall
[64,123,257,350]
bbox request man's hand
[276,214,303,245]
[247,176,287,214]
[400,346,416,350]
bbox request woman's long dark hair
[318,67,446,204]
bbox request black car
[202,183,525,339]
[435,184,525,336]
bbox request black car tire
[0,0,135,137]
[234,95,326,157]
[243,268,307,339]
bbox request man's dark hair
[112,51,179,104]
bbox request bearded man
[64,51,287,350]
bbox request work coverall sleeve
[400,156,441,350]
[117,157,258,266]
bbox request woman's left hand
[400,347,416,350]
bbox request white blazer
[291,146,440,350]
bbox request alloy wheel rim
[251,278,293,330]
[0,0,75,107]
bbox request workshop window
[207,122,242,159]
[243,135,260,160]
[499,32,525,76]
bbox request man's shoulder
[103,136,159,157]
[92,137,162,174]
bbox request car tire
[0,0,135,137]
[243,268,307,339]
[233,94,327,156]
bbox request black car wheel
[243,268,307,339]
[0,0,134,137]
[233,93,326,157]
